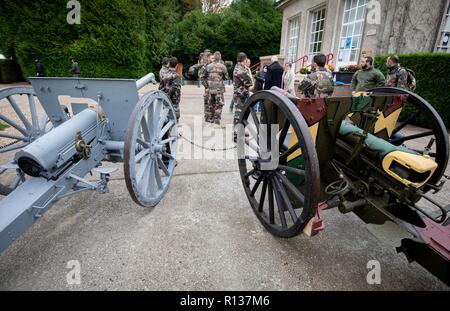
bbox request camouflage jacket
[299,68,334,98]
[233,63,253,98]
[386,64,408,89]
[159,66,169,90]
[204,61,228,94]
[198,64,209,89]
[160,67,180,93]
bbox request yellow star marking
[287,123,319,162]
[374,108,402,137]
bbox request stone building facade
[276,0,449,71]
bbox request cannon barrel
[15,109,100,179]
[136,72,156,90]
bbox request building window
[286,17,300,63]
[436,1,450,53]
[337,0,367,67]
[308,7,327,60]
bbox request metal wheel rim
[124,91,178,207]
[237,90,321,238]
[0,87,50,195]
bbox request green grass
[0,122,9,131]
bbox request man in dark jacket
[35,59,45,77]
[70,58,80,77]
[264,56,284,90]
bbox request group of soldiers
[158,51,253,131]
[197,51,253,130]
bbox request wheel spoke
[135,149,149,163]
[153,99,162,136]
[250,173,264,197]
[280,143,300,161]
[154,159,163,190]
[249,105,260,129]
[7,96,32,131]
[0,133,29,142]
[278,165,305,177]
[0,142,27,153]
[140,117,151,142]
[136,138,149,148]
[159,120,175,140]
[390,130,434,144]
[244,169,255,178]
[160,136,176,145]
[136,156,151,183]
[39,111,49,131]
[268,179,275,224]
[27,94,39,129]
[258,179,268,212]
[273,176,298,222]
[148,160,156,196]
[158,107,170,133]
[276,171,305,205]
[157,157,170,176]
[272,176,287,229]
[162,151,174,160]
[140,160,152,196]
[0,113,28,136]
[279,119,290,147]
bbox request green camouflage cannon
[236,87,450,286]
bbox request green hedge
[0,0,181,79]
[374,53,450,127]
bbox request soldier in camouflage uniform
[233,52,253,126]
[298,53,334,99]
[158,57,169,91]
[204,51,229,126]
[385,55,409,90]
[160,57,181,122]
[198,52,213,123]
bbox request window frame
[435,0,450,53]
[286,15,301,63]
[336,0,368,68]
[307,6,327,61]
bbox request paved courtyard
[0,83,449,290]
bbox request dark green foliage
[0,0,281,79]
[173,0,282,65]
[375,53,450,127]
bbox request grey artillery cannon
[0,72,178,253]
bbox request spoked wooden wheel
[237,91,321,238]
[124,91,178,208]
[0,87,50,195]
[371,87,449,188]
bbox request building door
[337,0,367,69]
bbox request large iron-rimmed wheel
[124,91,178,208]
[0,87,50,195]
[237,91,321,238]
[371,87,449,188]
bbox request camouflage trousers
[205,93,224,125]
[233,94,248,126]
[203,93,211,123]
[166,88,180,121]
